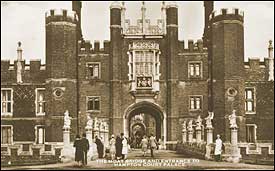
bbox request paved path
[2,149,274,170]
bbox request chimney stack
[17,42,23,83]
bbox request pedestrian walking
[214,134,223,162]
[149,134,157,158]
[81,133,90,166]
[109,134,116,160]
[95,135,104,158]
[115,134,123,159]
[73,134,83,167]
[122,136,128,160]
[141,135,148,156]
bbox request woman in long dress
[149,134,157,158]
[141,135,148,156]
[109,135,116,160]
[121,136,128,160]
[214,134,223,162]
[73,134,82,166]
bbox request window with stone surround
[246,124,257,143]
[188,61,202,78]
[35,88,45,116]
[87,96,100,111]
[189,96,202,110]
[245,88,256,114]
[35,125,45,144]
[1,88,13,116]
[86,63,100,79]
[1,125,12,144]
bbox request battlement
[179,39,207,53]
[78,40,110,54]
[1,59,46,71]
[244,58,269,69]
[45,9,78,24]
[209,8,244,23]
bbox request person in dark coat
[73,134,82,166]
[115,134,123,159]
[95,135,104,158]
[81,133,90,166]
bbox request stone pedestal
[182,131,187,143]
[206,127,213,145]
[104,131,109,146]
[188,130,194,143]
[61,127,74,161]
[226,128,241,163]
[86,127,93,160]
[205,127,213,160]
[205,144,212,160]
[196,128,202,143]
[63,127,70,146]
[86,127,93,142]
[231,128,238,145]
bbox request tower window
[188,62,202,78]
[86,63,100,79]
[189,96,202,110]
[87,96,100,111]
[1,88,13,116]
[1,125,12,144]
[245,88,256,114]
[35,88,45,116]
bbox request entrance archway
[124,101,167,148]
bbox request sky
[1,1,274,64]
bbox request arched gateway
[123,101,167,148]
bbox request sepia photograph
[1,1,274,170]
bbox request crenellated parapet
[210,8,244,23]
[78,40,110,55]
[1,59,46,83]
[244,58,270,81]
[45,9,78,24]
[1,59,46,72]
[179,39,208,53]
[244,58,269,69]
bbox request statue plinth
[195,126,202,131]
[196,128,202,143]
[206,127,213,144]
[187,129,194,143]
[182,130,187,143]
[61,126,74,162]
[63,127,70,132]
[230,127,238,146]
[85,126,93,132]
